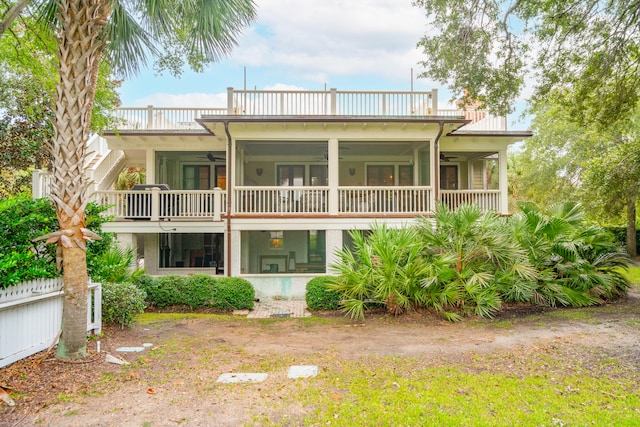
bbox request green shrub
[184,274,216,309]
[144,275,188,308]
[133,274,156,294]
[135,274,253,311]
[306,276,341,310]
[0,196,114,288]
[102,282,147,327]
[211,277,254,310]
[89,246,143,285]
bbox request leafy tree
[415,1,640,253]
[414,0,640,127]
[510,93,640,255]
[581,125,640,256]
[1,0,256,359]
[0,18,121,196]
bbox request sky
[119,0,531,130]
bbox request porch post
[499,148,509,214]
[431,138,438,211]
[325,229,343,274]
[146,149,155,184]
[328,138,339,215]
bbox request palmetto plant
[2,0,256,359]
[511,201,631,306]
[417,203,537,321]
[330,224,429,320]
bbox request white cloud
[230,0,430,83]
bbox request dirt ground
[1,294,640,427]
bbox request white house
[33,87,531,300]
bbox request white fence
[0,278,102,368]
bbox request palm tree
[4,0,256,359]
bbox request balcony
[109,88,507,131]
[95,188,227,221]
[94,187,506,220]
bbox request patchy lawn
[2,295,640,426]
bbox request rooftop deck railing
[109,88,508,131]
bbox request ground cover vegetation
[2,299,640,426]
[328,202,630,320]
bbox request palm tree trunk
[52,0,108,359]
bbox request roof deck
[110,88,507,132]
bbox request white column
[328,138,339,215]
[499,149,509,214]
[325,229,343,274]
[146,149,155,184]
[430,139,437,210]
[230,229,242,276]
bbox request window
[367,165,395,186]
[310,165,328,186]
[183,165,210,190]
[159,233,223,270]
[277,165,305,186]
[308,230,325,264]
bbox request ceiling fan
[313,151,343,161]
[197,152,226,162]
[313,147,349,161]
[440,152,459,162]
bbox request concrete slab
[247,300,311,318]
[288,365,319,379]
[105,353,129,365]
[115,346,145,353]
[216,373,268,384]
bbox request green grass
[136,312,233,325]
[624,266,640,291]
[292,356,640,426]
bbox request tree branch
[0,0,31,35]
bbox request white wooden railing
[111,88,444,130]
[230,88,438,116]
[438,109,507,131]
[440,190,501,212]
[112,107,227,130]
[234,187,329,214]
[95,188,227,221]
[91,187,508,217]
[232,186,433,215]
[339,186,433,213]
[0,278,101,368]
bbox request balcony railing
[338,186,432,214]
[92,188,504,220]
[95,189,227,221]
[234,187,329,214]
[440,190,501,212]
